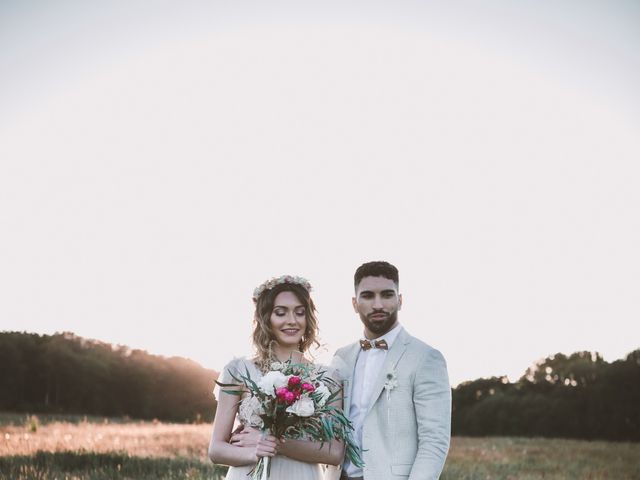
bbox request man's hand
[229,425,262,447]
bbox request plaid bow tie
[360,339,389,351]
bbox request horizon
[3,328,637,387]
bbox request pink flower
[284,391,296,404]
[275,387,289,402]
[288,376,301,388]
[301,383,315,393]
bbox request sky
[1,0,639,386]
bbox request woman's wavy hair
[252,282,320,369]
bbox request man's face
[353,275,402,339]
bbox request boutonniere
[384,369,398,424]
[384,370,398,400]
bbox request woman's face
[269,291,307,349]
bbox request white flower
[314,383,332,406]
[239,395,265,428]
[270,361,284,371]
[257,371,288,396]
[286,396,315,417]
[384,370,398,392]
[383,369,399,425]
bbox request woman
[208,275,344,479]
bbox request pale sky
[1,1,639,386]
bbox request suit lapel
[341,343,361,417]
[365,328,411,417]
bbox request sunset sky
[1,0,639,386]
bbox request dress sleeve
[217,358,245,387]
[316,363,344,398]
[328,351,350,382]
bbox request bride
[208,275,344,479]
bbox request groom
[331,261,451,480]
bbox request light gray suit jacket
[328,328,451,480]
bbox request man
[330,261,451,480]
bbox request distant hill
[0,331,218,423]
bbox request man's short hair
[354,261,399,291]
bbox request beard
[360,309,398,336]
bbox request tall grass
[0,413,142,427]
[0,451,226,480]
[1,418,211,460]
[1,414,639,479]
[442,436,640,480]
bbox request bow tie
[360,339,389,351]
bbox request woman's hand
[255,434,281,459]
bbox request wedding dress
[220,357,325,480]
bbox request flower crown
[252,275,313,303]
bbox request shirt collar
[361,323,403,350]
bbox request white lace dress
[219,357,325,480]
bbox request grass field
[1,414,639,479]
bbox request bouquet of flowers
[217,359,364,480]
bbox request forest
[1,331,638,441]
[0,332,217,423]
[452,349,640,441]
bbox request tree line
[452,349,640,441]
[1,331,638,441]
[0,331,217,423]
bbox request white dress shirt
[344,323,403,477]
